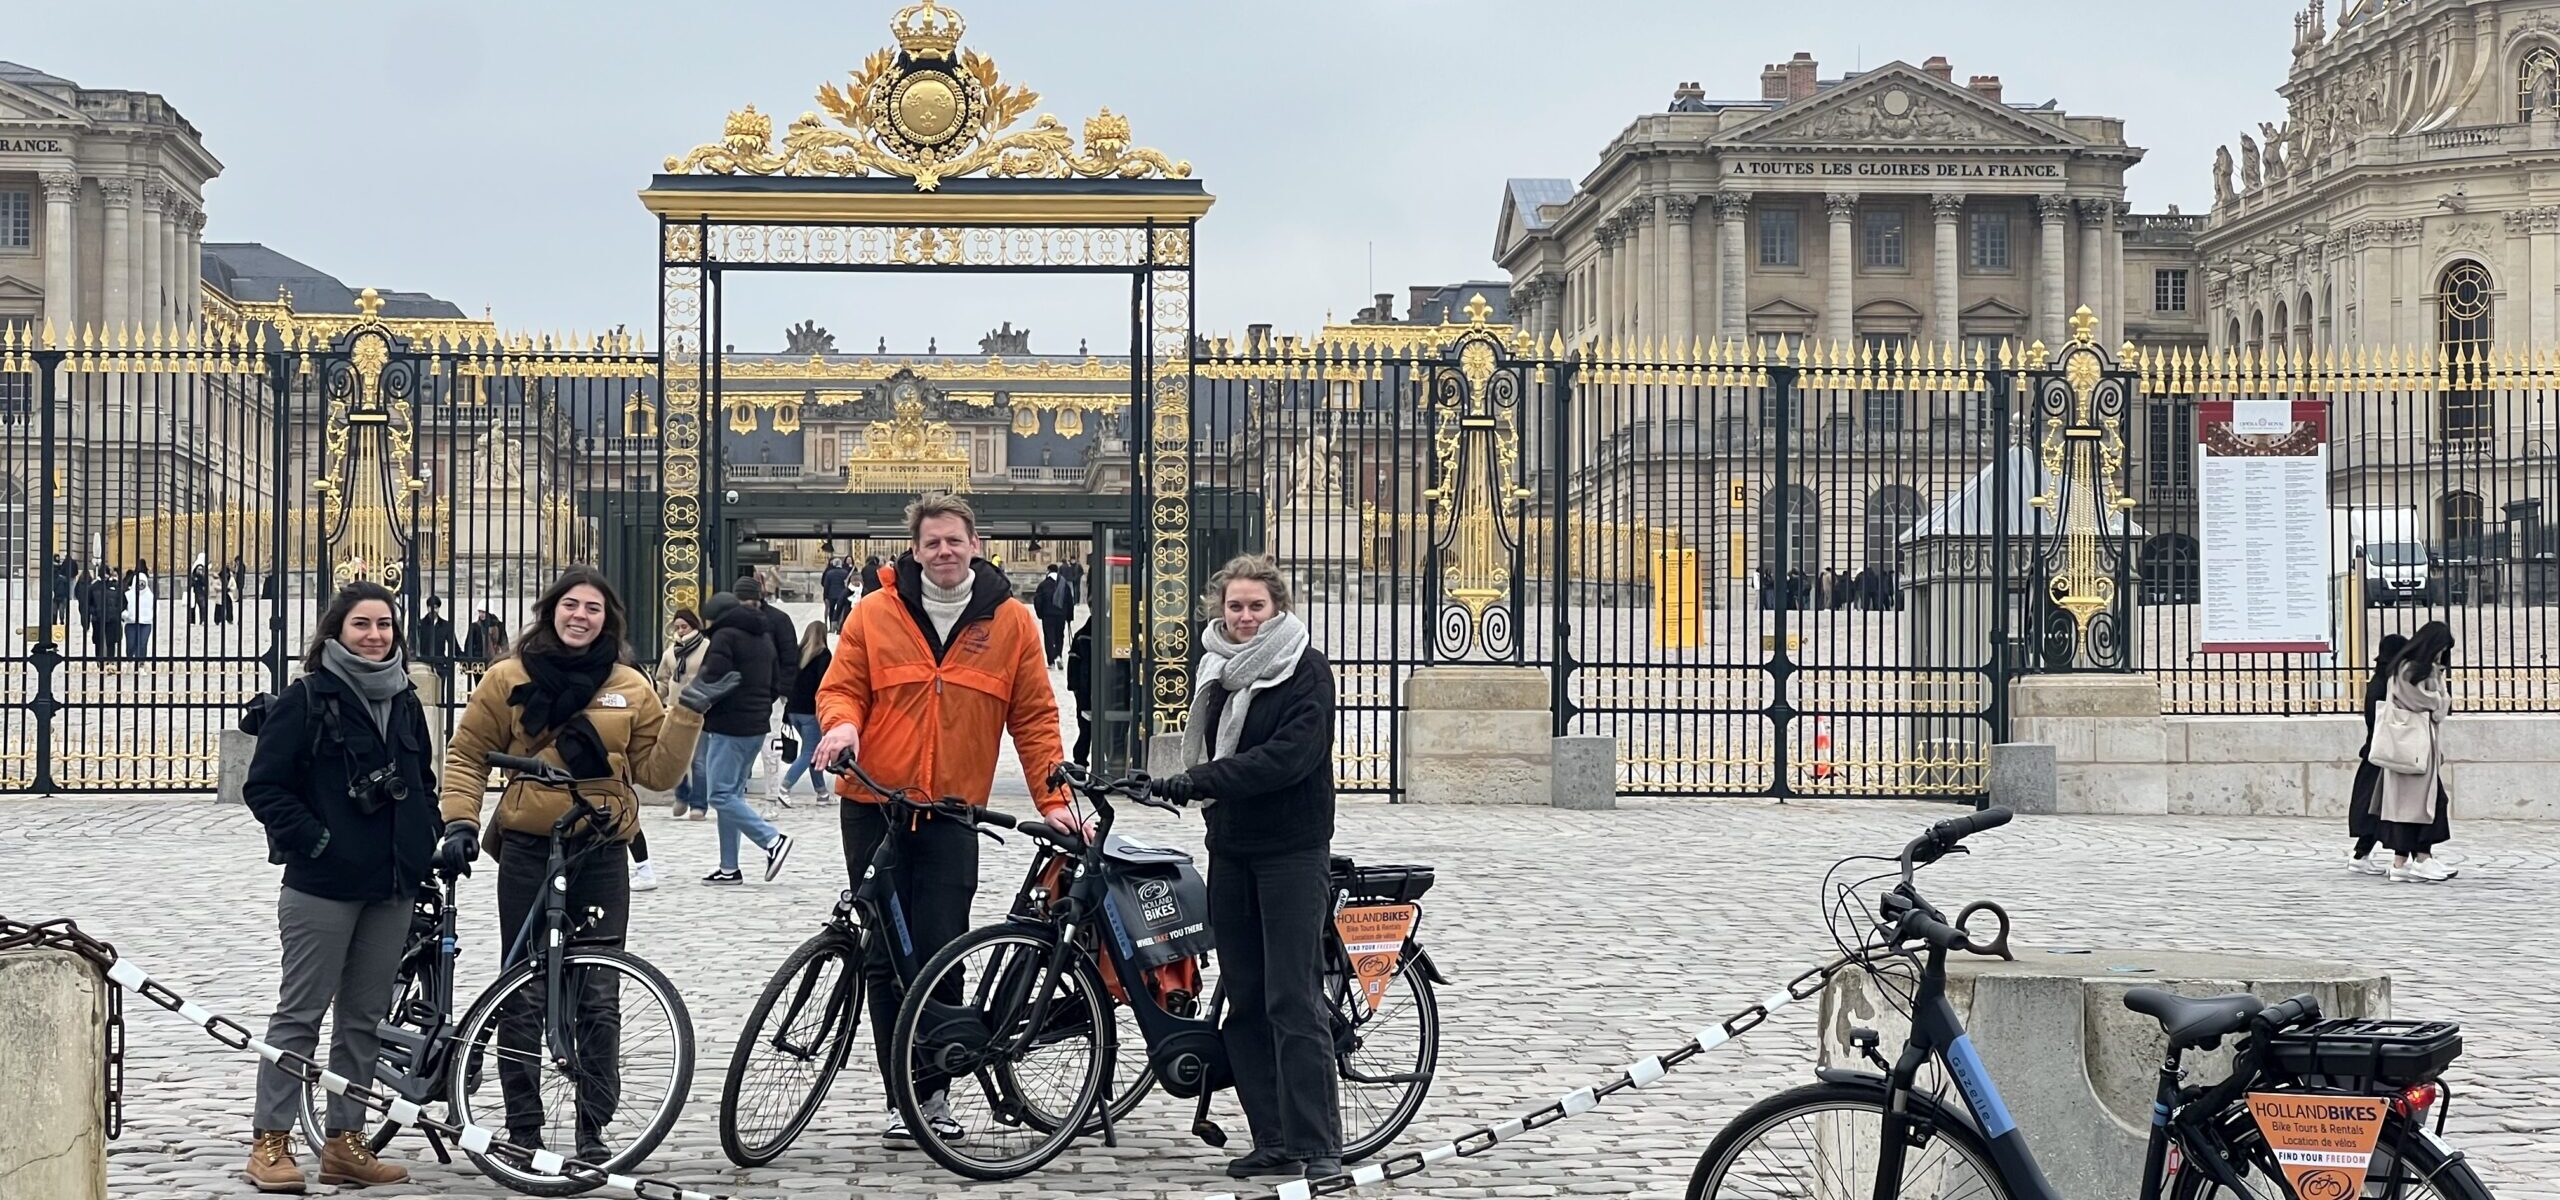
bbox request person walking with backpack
[812,492,1075,1142]
[239,581,440,1192]
[2346,632,2409,876]
[773,620,834,804]
[654,609,711,820]
[434,568,733,1159]
[695,588,789,884]
[2375,621,2458,883]
[1147,554,1343,1182]
[1032,563,1075,668]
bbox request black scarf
[508,639,618,779]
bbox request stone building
[0,61,218,337]
[2201,0,2560,558]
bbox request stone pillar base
[2010,675,2166,815]
[1551,735,1617,810]
[0,948,109,1199]
[1401,666,1551,805]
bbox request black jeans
[1041,615,1068,665]
[493,830,631,1141]
[1210,846,1341,1160]
[841,802,979,1104]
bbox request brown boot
[317,1132,410,1187]
[243,1130,306,1194]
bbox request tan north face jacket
[439,657,703,841]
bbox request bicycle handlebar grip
[2257,993,2323,1031]
[1929,807,2012,848]
[486,752,552,777]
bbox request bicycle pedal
[1193,1119,1228,1148]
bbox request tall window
[2441,491,2486,553]
[1968,209,2009,270]
[2146,399,2196,500]
[2523,46,2558,120]
[1864,485,1927,569]
[2154,269,2189,313]
[1761,485,1821,576]
[0,319,27,420]
[1861,334,1910,430]
[1759,206,1801,268]
[0,192,28,250]
[1863,209,1906,269]
[2438,260,2493,441]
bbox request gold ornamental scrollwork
[664,1,1190,191]
[311,288,427,592]
[2027,306,2138,663]
[1419,295,1531,662]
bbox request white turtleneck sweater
[920,574,971,643]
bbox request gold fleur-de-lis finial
[2068,305,2096,346]
[355,287,383,320]
[1463,294,1493,325]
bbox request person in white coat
[126,562,158,660]
[2376,621,2457,883]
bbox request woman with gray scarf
[239,581,441,1192]
[1148,554,1342,1182]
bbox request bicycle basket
[1332,859,1435,904]
[2266,1018,2462,1089]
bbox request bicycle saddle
[2124,987,2265,1051]
[1100,833,1194,866]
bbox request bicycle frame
[1868,939,2064,1200]
[494,785,622,1073]
[369,875,462,1107]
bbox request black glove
[1149,773,1196,806]
[677,671,742,714]
[433,821,479,877]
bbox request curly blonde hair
[1202,554,1293,621]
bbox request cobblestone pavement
[5,792,2555,1200]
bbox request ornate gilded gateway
[309,289,427,591]
[2024,306,2140,670]
[1421,296,1533,662]
[844,374,972,493]
[664,1,1189,191]
[645,0,1211,736]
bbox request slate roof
[200,242,468,319]
[1506,179,1574,231]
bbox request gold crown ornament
[889,0,964,61]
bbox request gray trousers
[253,887,411,1133]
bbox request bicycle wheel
[719,930,864,1167]
[2171,1110,2494,1200]
[298,946,434,1155]
[1687,1082,2011,1200]
[888,924,1113,1180]
[1328,948,1439,1162]
[447,947,695,1197]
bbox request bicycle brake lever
[977,825,1007,845]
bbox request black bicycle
[1687,807,2496,1200]
[299,752,695,1197]
[716,758,1156,1165]
[883,762,1442,1180]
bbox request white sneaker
[631,861,659,892]
[2349,852,2387,876]
[2408,858,2458,883]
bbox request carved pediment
[1722,64,2077,149]
[0,79,87,127]
[805,367,1007,423]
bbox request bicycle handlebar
[1875,807,2017,957]
[486,752,569,786]
[1047,761,1178,813]
[824,754,1021,829]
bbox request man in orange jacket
[812,491,1075,1143]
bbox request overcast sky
[19,0,2299,353]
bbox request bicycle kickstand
[421,1124,454,1166]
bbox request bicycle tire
[2171,1109,2495,1200]
[297,945,434,1155]
[1686,1081,2012,1200]
[887,924,1113,1181]
[1331,951,1439,1163]
[446,946,696,1197]
[719,930,864,1167]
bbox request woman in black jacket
[1150,554,1340,1182]
[239,581,438,1192]
[773,620,835,803]
[2346,632,2410,874]
[695,589,788,884]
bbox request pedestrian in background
[437,567,728,1157]
[240,581,438,1192]
[189,554,211,625]
[2378,621,2458,883]
[738,574,797,793]
[1148,554,1342,1182]
[773,620,835,804]
[1033,563,1076,668]
[2347,632,2410,876]
[858,553,883,597]
[696,589,789,884]
[90,568,127,663]
[655,608,710,820]
[127,562,158,660]
[822,556,853,629]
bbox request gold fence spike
[39,318,56,351]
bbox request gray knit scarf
[1181,612,1309,779]
[321,640,411,736]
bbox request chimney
[1409,287,1436,322]
[1246,322,1273,351]
[1670,80,1705,108]
[1760,63,1789,101]
[1922,56,1953,82]
[1786,52,1819,102]
[1374,292,1396,323]
[1968,74,2004,103]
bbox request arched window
[2272,301,2291,360]
[2438,260,2493,441]
[2226,317,2243,350]
[2523,46,2558,120]
[2248,308,2266,356]
[1760,484,1821,577]
[1864,485,1928,570]
[2440,490,2486,553]
[2139,532,2200,605]
[2297,290,2315,357]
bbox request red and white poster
[2199,400,2331,654]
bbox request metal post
[267,350,294,694]
[1550,354,1576,737]
[1991,367,2013,743]
[1769,361,1796,802]
[31,349,62,793]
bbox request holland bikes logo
[1138,879,1180,925]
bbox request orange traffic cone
[1810,716,1836,782]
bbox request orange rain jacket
[815,555,1070,817]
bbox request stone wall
[2171,712,2560,820]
